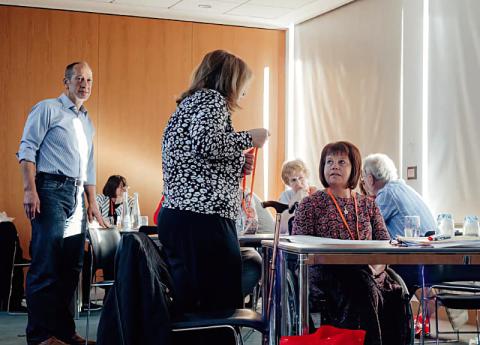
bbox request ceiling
[0,0,354,29]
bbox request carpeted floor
[1,310,478,344]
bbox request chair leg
[251,285,258,311]
[85,244,94,344]
[7,244,17,313]
[476,310,480,343]
[236,327,243,345]
[435,298,439,345]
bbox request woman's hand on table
[369,264,386,276]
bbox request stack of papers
[396,236,480,248]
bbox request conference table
[261,236,480,345]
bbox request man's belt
[36,172,83,187]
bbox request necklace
[344,206,348,215]
[326,188,360,240]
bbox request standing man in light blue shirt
[17,61,105,345]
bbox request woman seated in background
[278,159,316,234]
[279,159,316,205]
[292,141,407,345]
[96,175,133,226]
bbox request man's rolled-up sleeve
[17,103,50,164]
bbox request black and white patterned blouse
[162,89,252,220]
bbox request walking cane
[261,201,288,322]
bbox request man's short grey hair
[363,153,398,182]
[64,61,90,80]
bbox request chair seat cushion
[172,308,265,332]
[437,294,480,310]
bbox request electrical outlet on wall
[407,166,417,180]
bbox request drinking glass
[463,215,480,237]
[437,213,454,236]
[103,216,115,228]
[139,216,149,227]
[404,216,421,237]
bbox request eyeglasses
[360,173,372,184]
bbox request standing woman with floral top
[158,50,269,323]
[292,141,407,345]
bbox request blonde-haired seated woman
[292,141,407,345]
[279,159,316,205]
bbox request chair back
[88,228,121,270]
[139,225,158,235]
[0,222,18,310]
[422,265,480,286]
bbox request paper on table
[285,235,392,247]
[397,235,480,248]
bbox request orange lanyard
[109,199,115,217]
[326,188,360,240]
[242,148,258,212]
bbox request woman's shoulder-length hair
[102,175,127,199]
[319,141,362,190]
[176,50,252,112]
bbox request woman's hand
[369,264,386,275]
[249,128,270,148]
[308,186,317,195]
[242,150,254,175]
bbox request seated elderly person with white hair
[361,153,436,239]
[362,153,453,337]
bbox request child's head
[281,159,309,192]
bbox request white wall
[292,0,402,187]
[291,0,480,222]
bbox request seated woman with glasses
[279,159,316,205]
[292,141,407,345]
[278,159,317,234]
[96,175,133,227]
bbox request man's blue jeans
[26,175,86,344]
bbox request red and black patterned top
[292,190,390,240]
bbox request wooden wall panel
[0,5,285,254]
[192,23,286,201]
[97,15,193,222]
[0,5,99,253]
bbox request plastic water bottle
[130,192,141,229]
[121,190,131,230]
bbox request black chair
[7,245,30,314]
[96,232,268,345]
[432,283,480,344]
[0,221,29,314]
[139,225,158,235]
[172,308,267,345]
[428,266,480,344]
[85,228,121,342]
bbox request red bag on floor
[280,325,366,345]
